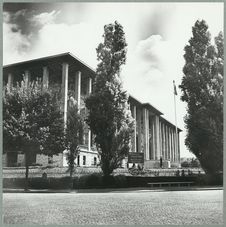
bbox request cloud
[3,22,32,64]
[121,33,185,131]
[3,10,64,64]
[135,35,169,70]
[31,22,101,67]
[122,35,173,93]
[30,10,60,26]
[3,11,11,23]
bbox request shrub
[181,161,190,168]
[3,178,25,189]
[102,175,116,188]
[76,174,102,189]
[48,177,71,189]
[114,175,127,188]
[195,173,223,186]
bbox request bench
[147,181,195,187]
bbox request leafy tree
[85,21,134,176]
[181,158,200,168]
[64,97,84,187]
[190,158,201,168]
[179,20,223,175]
[3,79,65,190]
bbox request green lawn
[3,189,223,225]
[3,166,203,178]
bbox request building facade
[3,52,181,168]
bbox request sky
[3,2,224,158]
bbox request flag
[173,80,177,96]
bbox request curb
[3,186,223,193]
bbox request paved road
[3,189,223,225]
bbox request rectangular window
[94,157,97,166]
[29,153,37,165]
[48,155,53,164]
[77,155,80,166]
[83,156,86,165]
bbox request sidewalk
[3,186,223,193]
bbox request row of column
[131,105,179,163]
[159,121,179,162]
[131,106,160,160]
[7,62,93,152]
[58,63,93,151]
[7,70,32,89]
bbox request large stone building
[3,52,181,169]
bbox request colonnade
[130,104,180,164]
[6,61,180,163]
[6,62,93,152]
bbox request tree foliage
[85,21,134,176]
[64,97,85,178]
[3,79,65,189]
[179,20,223,175]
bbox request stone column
[137,108,142,153]
[155,116,160,160]
[169,128,172,161]
[143,108,149,160]
[87,77,92,152]
[152,117,155,160]
[163,124,166,160]
[159,121,162,158]
[24,70,31,87]
[166,126,169,160]
[43,66,49,90]
[177,133,180,163]
[171,129,174,162]
[172,130,175,162]
[62,63,69,126]
[75,71,81,111]
[162,123,164,158]
[164,125,167,160]
[132,105,137,153]
[174,131,176,162]
[7,73,13,89]
[174,130,177,162]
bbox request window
[48,155,53,164]
[83,156,86,165]
[77,155,80,166]
[29,153,37,165]
[94,157,97,166]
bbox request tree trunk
[101,157,114,177]
[24,152,29,191]
[69,166,74,189]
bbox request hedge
[3,174,222,189]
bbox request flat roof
[159,116,182,132]
[129,95,163,115]
[3,52,96,76]
[128,95,182,132]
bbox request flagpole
[173,80,179,164]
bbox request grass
[3,166,204,178]
[3,190,223,225]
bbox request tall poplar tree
[64,99,84,183]
[180,20,223,175]
[85,21,134,176]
